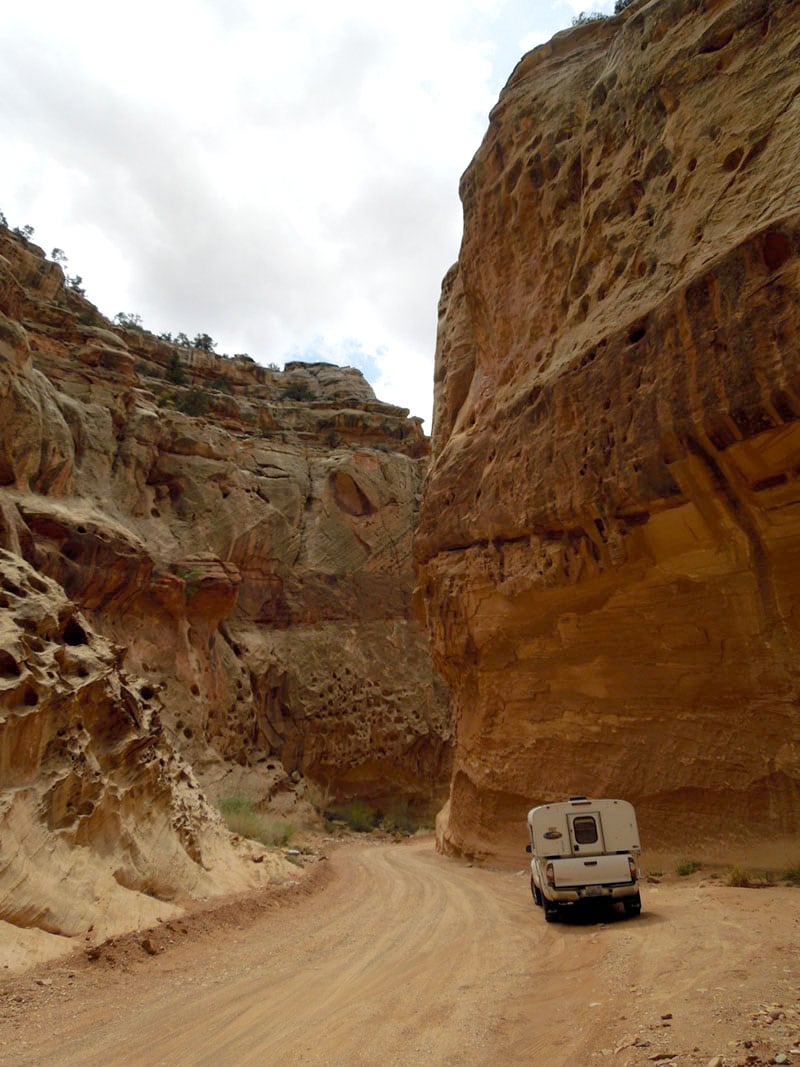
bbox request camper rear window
[572,816,598,844]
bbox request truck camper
[527,796,641,922]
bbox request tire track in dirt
[3,838,799,1067]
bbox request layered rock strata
[0,221,450,951]
[416,0,800,861]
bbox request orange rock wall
[416,0,800,861]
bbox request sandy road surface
[1,837,799,1066]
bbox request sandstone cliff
[416,0,800,861]
[0,222,450,959]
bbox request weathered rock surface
[0,221,450,955]
[416,0,800,861]
[0,549,292,968]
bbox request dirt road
[1,837,799,1066]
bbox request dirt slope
[1,838,798,1066]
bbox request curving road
[4,837,799,1066]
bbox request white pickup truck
[527,796,641,922]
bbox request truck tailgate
[552,854,632,887]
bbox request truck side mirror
[525,843,532,853]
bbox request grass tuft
[675,859,702,877]
[337,799,378,833]
[783,863,800,886]
[218,792,294,847]
[725,865,750,887]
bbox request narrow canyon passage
[4,839,799,1066]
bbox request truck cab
[527,796,641,922]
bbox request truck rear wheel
[544,901,559,923]
[530,877,542,906]
[623,892,641,917]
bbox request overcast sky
[1,0,614,430]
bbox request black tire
[530,877,542,906]
[544,901,559,923]
[623,891,642,917]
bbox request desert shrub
[676,859,702,877]
[572,10,608,24]
[210,376,233,394]
[166,352,187,385]
[114,311,144,330]
[379,799,417,835]
[193,332,216,352]
[176,386,209,417]
[725,866,750,887]
[783,863,800,886]
[218,793,295,847]
[338,799,378,833]
[281,381,314,402]
[615,0,635,11]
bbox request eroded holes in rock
[23,686,38,707]
[183,727,193,739]
[666,175,677,195]
[151,509,160,518]
[637,262,647,278]
[141,685,154,701]
[62,618,88,646]
[763,231,792,272]
[722,147,744,172]
[76,667,88,678]
[0,595,7,609]
[688,157,697,172]
[0,650,21,679]
[76,525,87,534]
[699,28,734,54]
[191,684,200,696]
[62,544,80,563]
[628,321,648,345]
[2,579,23,597]
[28,574,49,594]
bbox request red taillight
[545,862,555,887]
[628,856,638,882]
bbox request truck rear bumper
[549,883,637,904]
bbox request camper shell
[527,796,641,922]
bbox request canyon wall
[0,223,450,957]
[416,0,800,861]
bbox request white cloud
[0,0,589,430]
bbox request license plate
[584,885,604,897]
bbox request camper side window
[572,816,598,844]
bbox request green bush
[676,859,702,877]
[379,799,417,834]
[166,352,187,385]
[176,386,210,416]
[783,863,800,886]
[281,381,314,402]
[337,799,378,833]
[572,10,608,24]
[218,793,295,847]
